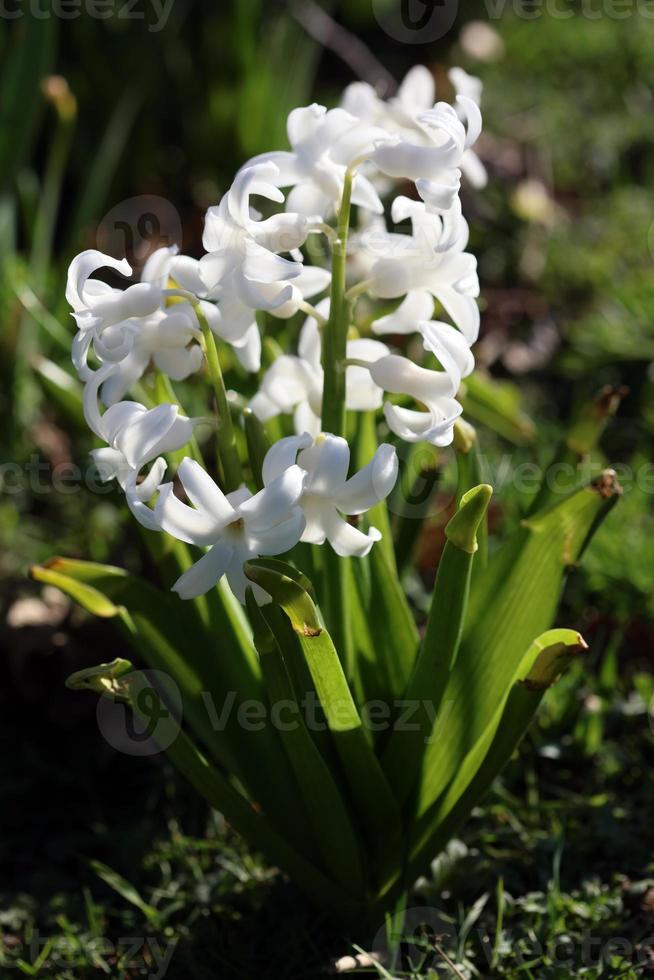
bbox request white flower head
[155,458,306,602]
[263,433,398,558]
[68,246,208,401]
[200,162,309,311]
[364,197,480,343]
[249,300,389,436]
[360,319,474,447]
[241,103,386,218]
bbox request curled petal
[372,139,460,182]
[155,481,224,547]
[66,250,131,311]
[238,464,306,532]
[177,458,237,528]
[383,400,462,446]
[172,541,235,600]
[262,432,313,485]
[300,434,350,496]
[249,507,306,556]
[322,509,382,558]
[333,443,398,515]
[372,291,435,336]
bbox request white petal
[372,291,435,336]
[323,510,382,558]
[153,345,204,381]
[419,320,475,382]
[66,250,131,310]
[177,458,236,527]
[383,400,462,446]
[172,541,235,599]
[431,286,480,344]
[250,508,306,556]
[259,355,315,412]
[302,434,350,496]
[155,481,223,547]
[141,245,177,287]
[114,403,178,469]
[262,433,313,485]
[293,401,321,438]
[461,150,488,189]
[229,322,261,373]
[345,338,388,411]
[333,444,398,515]
[285,181,333,218]
[456,95,482,149]
[370,354,457,404]
[238,464,306,532]
[398,64,435,111]
[372,139,460,181]
[228,163,285,227]
[253,213,309,253]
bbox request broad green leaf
[383,486,492,807]
[32,557,317,855]
[244,559,403,880]
[245,590,366,896]
[404,629,586,888]
[413,472,621,827]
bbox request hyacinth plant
[33,67,622,928]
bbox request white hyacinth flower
[448,67,488,189]
[199,162,309,313]
[249,300,389,436]
[155,458,306,602]
[67,246,209,401]
[364,197,480,343]
[263,433,398,557]
[359,319,475,447]
[242,103,386,217]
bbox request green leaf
[382,486,492,808]
[245,589,366,896]
[408,472,621,858]
[350,539,419,718]
[244,559,403,880]
[31,557,317,855]
[461,371,536,446]
[89,860,159,923]
[404,629,586,886]
[32,357,84,428]
[0,16,56,197]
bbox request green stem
[319,172,354,670]
[197,306,242,492]
[320,170,353,438]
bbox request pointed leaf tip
[445,483,493,554]
[66,658,133,699]
[590,469,623,500]
[520,629,587,691]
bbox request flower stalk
[197,305,242,492]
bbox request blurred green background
[1,2,653,977]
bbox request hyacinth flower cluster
[66,66,483,600]
[41,65,622,930]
